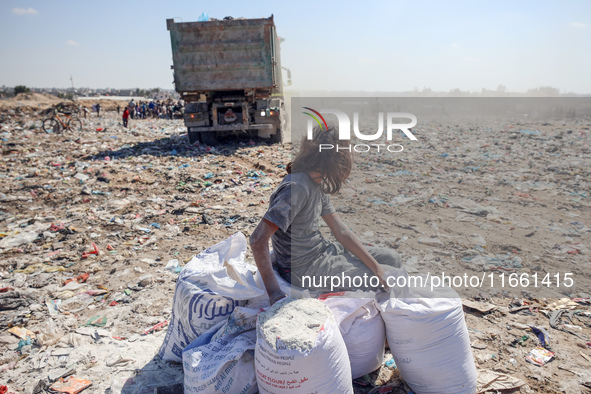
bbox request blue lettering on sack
[188,290,236,336]
[172,343,183,358]
[177,320,190,346]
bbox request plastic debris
[8,326,36,340]
[510,335,529,347]
[81,243,99,259]
[49,377,92,394]
[85,315,107,327]
[0,96,590,393]
[143,320,168,335]
[476,369,525,393]
[525,347,555,367]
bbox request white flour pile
[257,298,331,351]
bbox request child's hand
[269,290,287,306]
[375,267,389,291]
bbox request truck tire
[199,131,218,146]
[272,110,289,144]
[271,128,284,144]
[188,131,199,145]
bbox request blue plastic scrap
[530,326,551,348]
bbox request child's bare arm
[249,218,286,305]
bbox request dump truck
[166,15,290,145]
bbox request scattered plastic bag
[0,231,38,249]
[476,369,525,393]
[34,318,65,346]
[85,315,107,327]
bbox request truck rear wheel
[271,128,284,144]
[199,131,218,146]
[272,110,289,144]
[188,131,199,145]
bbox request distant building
[152,92,168,101]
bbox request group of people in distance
[80,98,182,128]
[118,98,184,128]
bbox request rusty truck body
[166,15,289,145]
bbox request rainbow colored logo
[302,107,328,131]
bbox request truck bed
[167,16,280,92]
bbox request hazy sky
[1,1,590,93]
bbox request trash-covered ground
[0,98,590,393]
[328,114,591,394]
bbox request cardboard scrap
[471,339,488,350]
[477,369,525,393]
[7,326,36,339]
[462,300,497,314]
[49,376,92,394]
[545,298,579,311]
[525,347,555,367]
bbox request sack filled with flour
[255,298,353,394]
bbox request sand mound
[13,93,61,103]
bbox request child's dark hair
[287,125,352,194]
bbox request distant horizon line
[2,86,590,97]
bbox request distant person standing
[82,106,89,119]
[96,103,101,118]
[122,107,129,128]
[128,99,136,119]
[116,105,121,115]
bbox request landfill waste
[8,326,35,339]
[49,376,92,394]
[476,369,525,393]
[510,334,529,347]
[525,347,556,367]
[0,102,590,393]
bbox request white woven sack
[255,298,353,394]
[159,232,265,362]
[322,293,385,378]
[376,268,477,394]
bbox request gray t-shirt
[263,172,335,279]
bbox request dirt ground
[0,97,590,393]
